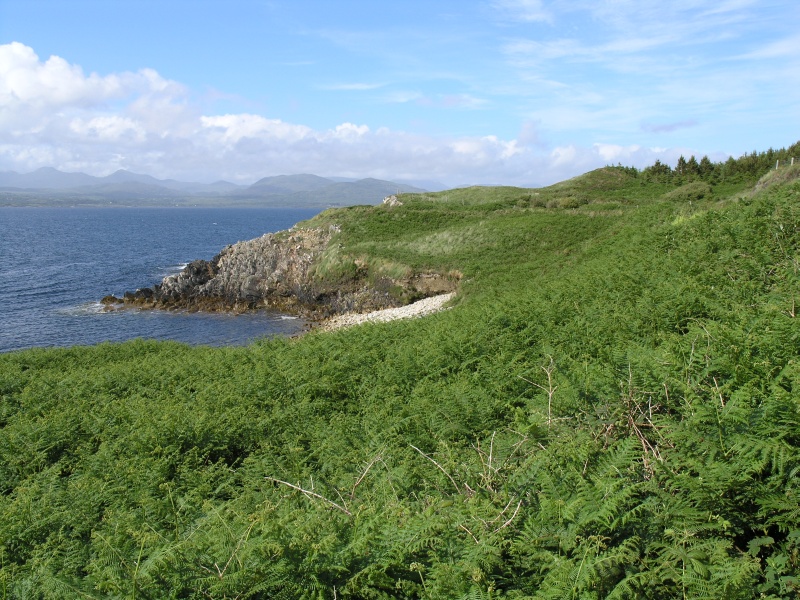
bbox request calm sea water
[0,207,321,353]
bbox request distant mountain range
[0,168,443,207]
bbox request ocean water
[0,207,321,353]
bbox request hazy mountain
[395,178,449,192]
[0,168,427,207]
[0,168,243,194]
[232,176,425,206]
[103,170,245,194]
[327,176,449,191]
[103,169,162,185]
[200,181,244,194]
[0,167,99,189]
[246,174,335,195]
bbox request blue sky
[1,0,798,187]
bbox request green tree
[676,155,688,177]
[686,155,700,178]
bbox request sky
[0,0,798,187]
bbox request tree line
[614,141,800,184]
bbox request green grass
[2,158,800,598]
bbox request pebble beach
[317,292,455,331]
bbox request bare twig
[473,431,499,491]
[488,431,495,475]
[712,377,728,455]
[459,524,480,544]
[712,377,726,408]
[266,477,351,516]
[334,487,349,510]
[409,444,461,494]
[487,496,516,524]
[377,456,400,500]
[351,454,382,500]
[216,521,255,578]
[621,365,666,477]
[493,499,523,533]
[519,355,558,427]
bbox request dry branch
[410,444,462,495]
[266,477,352,516]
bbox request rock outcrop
[103,223,459,319]
[382,194,403,207]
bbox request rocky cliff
[103,220,459,319]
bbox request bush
[663,181,713,202]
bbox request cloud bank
[0,42,692,187]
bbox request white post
[776,160,780,169]
[792,157,795,166]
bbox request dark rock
[112,223,460,318]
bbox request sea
[0,206,322,353]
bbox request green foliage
[2,144,800,597]
[662,181,714,203]
[637,142,800,189]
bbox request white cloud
[0,42,181,110]
[69,116,146,142]
[0,42,118,107]
[380,91,489,110]
[0,42,713,188]
[734,34,800,59]
[382,90,424,104]
[550,145,577,167]
[200,114,314,144]
[498,0,774,76]
[442,94,489,109]
[492,0,553,24]
[640,120,698,134]
[0,41,188,150]
[503,39,583,62]
[594,143,631,163]
[330,122,370,139]
[494,1,799,155]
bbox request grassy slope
[1,166,799,598]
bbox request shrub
[663,181,713,202]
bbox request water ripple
[0,207,319,352]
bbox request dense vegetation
[1,144,799,598]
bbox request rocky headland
[102,210,459,322]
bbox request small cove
[0,206,321,352]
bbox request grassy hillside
[1,150,799,598]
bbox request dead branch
[488,496,516,525]
[266,477,351,516]
[519,355,558,427]
[351,453,382,500]
[459,523,480,544]
[493,499,523,533]
[410,444,462,495]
